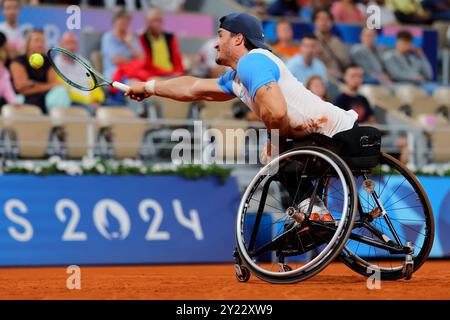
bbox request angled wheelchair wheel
[235,146,358,284]
[340,152,434,280]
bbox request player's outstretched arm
[125,77,234,102]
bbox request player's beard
[215,45,231,67]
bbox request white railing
[0,115,449,168]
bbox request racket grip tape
[112,81,130,92]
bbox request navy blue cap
[219,12,270,51]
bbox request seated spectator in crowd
[314,9,352,80]
[331,0,366,23]
[0,46,17,107]
[190,37,227,78]
[350,28,391,84]
[267,0,301,16]
[382,30,434,86]
[9,29,62,113]
[287,33,327,84]
[101,9,144,80]
[422,0,450,21]
[138,9,185,77]
[273,19,300,61]
[55,32,105,115]
[300,0,332,22]
[306,75,330,101]
[334,65,377,124]
[0,0,25,59]
[386,0,432,24]
[358,0,398,26]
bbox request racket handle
[112,81,130,92]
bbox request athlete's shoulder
[237,50,280,75]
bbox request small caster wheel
[403,263,413,280]
[235,265,250,282]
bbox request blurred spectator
[190,37,227,78]
[0,0,25,59]
[0,46,17,107]
[422,0,450,21]
[358,0,398,26]
[286,33,327,84]
[300,0,332,22]
[101,9,144,80]
[386,0,432,24]
[447,25,450,45]
[273,19,300,61]
[305,75,330,101]
[236,0,268,15]
[331,0,366,23]
[334,65,377,124]
[138,9,184,77]
[267,0,301,16]
[9,30,62,113]
[382,30,433,84]
[314,9,352,80]
[350,28,391,84]
[55,32,105,115]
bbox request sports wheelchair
[233,127,434,284]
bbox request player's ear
[234,33,245,47]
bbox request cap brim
[247,38,271,51]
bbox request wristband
[144,80,156,95]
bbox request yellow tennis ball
[29,53,44,69]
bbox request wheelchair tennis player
[126,12,375,223]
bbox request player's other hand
[125,82,151,102]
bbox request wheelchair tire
[340,152,434,280]
[235,146,358,284]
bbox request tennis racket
[47,47,130,93]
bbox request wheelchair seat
[286,126,382,171]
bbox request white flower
[22,161,34,171]
[56,160,67,171]
[407,163,417,172]
[5,160,14,168]
[95,163,105,174]
[34,166,42,174]
[48,156,61,165]
[122,158,134,168]
[65,162,82,176]
[81,157,97,170]
[139,166,148,174]
[421,164,437,174]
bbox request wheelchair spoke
[384,191,420,211]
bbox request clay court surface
[0,260,449,300]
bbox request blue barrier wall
[0,175,240,266]
[0,174,448,266]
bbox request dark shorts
[278,123,381,202]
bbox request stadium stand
[0,1,448,167]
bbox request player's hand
[125,82,152,102]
